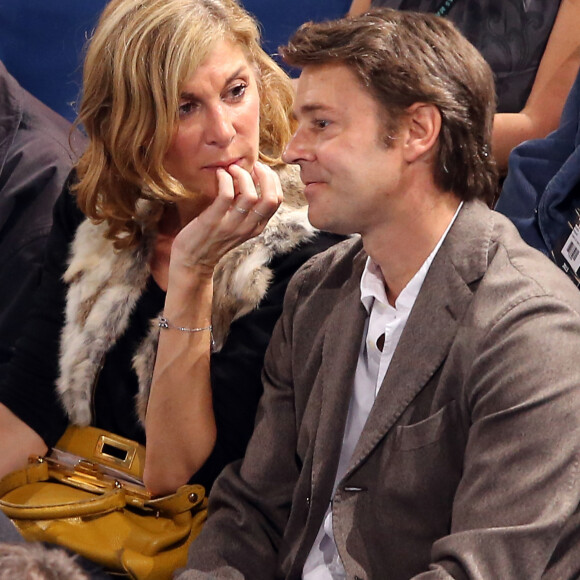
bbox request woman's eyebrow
[179,66,247,100]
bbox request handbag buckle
[95,435,137,470]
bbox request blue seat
[0,0,350,123]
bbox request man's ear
[401,103,441,163]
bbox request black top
[371,0,562,114]
[0,185,343,490]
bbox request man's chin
[307,209,349,235]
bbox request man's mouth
[302,177,325,187]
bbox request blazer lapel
[310,248,368,502]
[346,201,492,474]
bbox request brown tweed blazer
[181,200,580,580]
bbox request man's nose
[282,127,311,164]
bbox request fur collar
[56,165,315,426]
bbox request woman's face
[163,39,261,201]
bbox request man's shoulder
[279,235,366,322]
[0,58,87,164]
[435,201,580,334]
[293,235,365,285]
[18,90,86,162]
[480,208,580,318]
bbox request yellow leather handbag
[0,425,207,579]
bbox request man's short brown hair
[281,9,498,204]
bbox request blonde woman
[0,0,341,496]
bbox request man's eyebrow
[179,66,247,100]
[292,103,333,118]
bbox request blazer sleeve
[412,292,580,579]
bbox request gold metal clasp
[75,460,101,477]
[95,435,137,469]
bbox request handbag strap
[147,484,206,515]
[0,488,127,521]
[0,459,127,520]
[0,459,49,496]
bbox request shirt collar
[360,201,463,313]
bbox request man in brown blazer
[179,10,580,580]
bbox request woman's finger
[228,164,259,210]
[206,168,236,219]
[252,162,284,213]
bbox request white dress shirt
[302,204,462,579]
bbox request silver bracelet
[158,316,212,334]
[158,316,216,352]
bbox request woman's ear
[401,103,441,163]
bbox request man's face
[283,63,405,236]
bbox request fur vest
[56,166,315,427]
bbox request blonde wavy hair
[73,0,295,249]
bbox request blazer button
[343,486,367,493]
[306,496,311,507]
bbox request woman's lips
[203,157,244,170]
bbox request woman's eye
[314,119,330,130]
[228,83,247,100]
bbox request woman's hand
[171,161,283,274]
[144,161,282,495]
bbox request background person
[0,60,85,367]
[495,67,580,281]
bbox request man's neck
[363,190,461,306]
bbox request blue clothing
[496,70,580,259]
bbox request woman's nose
[206,104,235,147]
